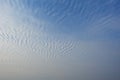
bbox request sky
[0,0,120,80]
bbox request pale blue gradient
[0,0,120,80]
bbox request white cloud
[0,1,120,80]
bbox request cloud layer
[0,0,120,80]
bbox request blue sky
[14,0,120,40]
[0,0,120,80]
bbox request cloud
[0,0,120,80]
